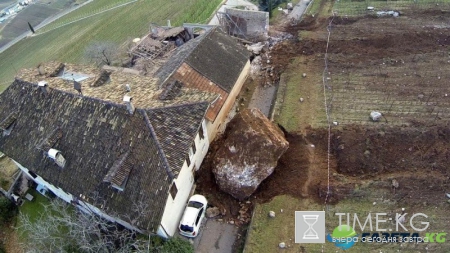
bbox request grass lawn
[245,195,324,253]
[0,0,222,91]
[18,189,50,224]
[275,57,327,132]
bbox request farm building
[0,27,249,238]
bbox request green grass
[307,0,324,15]
[245,195,324,253]
[18,189,50,224]
[16,189,50,240]
[275,60,327,132]
[0,0,222,89]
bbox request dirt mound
[332,124,450,177]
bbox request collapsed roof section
[16,62,219,109]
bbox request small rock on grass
[279,242,286,248]
[269,211,276,218]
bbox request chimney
[48,148,66,168]
[125,84,131,93]
[123,95,135,114]
[38,81,49,95]
[74,80,82,95]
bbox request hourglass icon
[302,215,319,239]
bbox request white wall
[205,60,250,141]
[12,160,141,233]
[159,120,209,237]
[13,159,73,203]
[12,119,211,239]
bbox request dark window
[199,125,204,139]
[170,183,178,199]
[28,170,37,178]
[180,224,194,232]
[191,142,196,154]
[188,201,203,208]
[195,208,204,225]
[186,155,191,167]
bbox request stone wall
[224,8,269,40]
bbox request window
[195,208,204,225]
[191,142,196,155]
[186,155,191,167]
[28,170,37,178]
[170,183,178,199]
[199,125,204,139]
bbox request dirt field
[196,5,450,253]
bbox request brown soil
[196,6,450,253]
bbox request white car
[179,194,208,237]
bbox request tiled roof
[16,62,219,109]
[184,28,249,92]
[0,80,208,232]
[147,102,209,175]
[170,62,228,122]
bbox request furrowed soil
[196,7,450,252]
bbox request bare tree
[18,197,194,253]
[84,41,120,67]
[18,199,150,253]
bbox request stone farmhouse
[0,27,249,238]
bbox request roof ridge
[146,100,210,111]
[16,78,129,110]
[140,109,174,180]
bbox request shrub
[160,237,194,253]
[0,196,16,225]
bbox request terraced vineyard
[333,0,450,16]
[0,0,222,92]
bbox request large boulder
[212,108,289,200]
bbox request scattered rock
[392,179,399,189]
[218,218,223,222]
[206,207,221,218]
[333,121,338,126]
[246,42,264,55]
[364,150,371,156]
[279,242,286,248]
[280,209,283,213]
[370,111,382,121]
[302,73,307,77]
[212,108,289,200]
[373,202,377,205]
[269,211,276,218]
[418,94,425,99]
[229,220,235,225]
[299,97,304,102]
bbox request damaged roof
[156,27,249,92]
[184,27,249,92]
[16,62,219,108]
[0,79,209,232]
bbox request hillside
[0,0,222,92]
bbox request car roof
[180,207,200,226]
[189,194,207,204]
